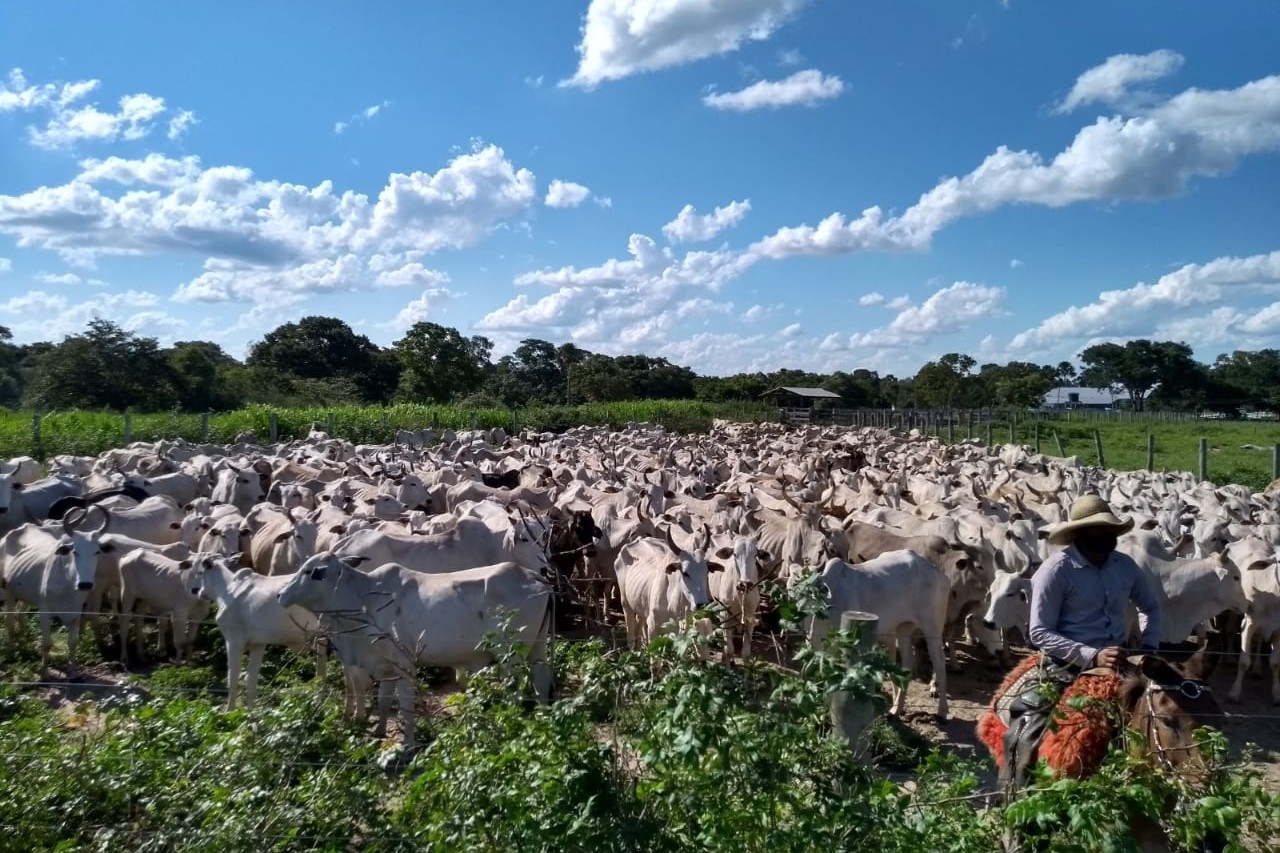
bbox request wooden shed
[761,386,844,413]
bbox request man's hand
[1093,646,1124,669]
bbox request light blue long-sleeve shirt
[1028,545,1162,668]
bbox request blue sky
[1,0,1278,377]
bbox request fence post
[31,414,42,456]
[1198,437,1208,482]
[200,413,209,442]
[1094,429,1105,468]
[123,413,132,444]
[1273,444,1279,481]
[830,610,879,760]
[1009,412,1016,445]
[1034,421,1040,453]
[948,411,955,443]
[1146,434,1155,472]
[470,412,478,430]
[431,412,439,430]
[326,412,335,436]
[986,421,993,447]
[269,413,279,444]
[967,411,974,440]
[1053,429,1064,457]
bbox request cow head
[662,524,723,610]
[982,572,1031,635]
[0,461,15,514]
[56,505,110,591]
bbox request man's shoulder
[1032,549,1072,584]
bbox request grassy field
[925,414,1280,491]
[0,400,774,460]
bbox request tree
[567,355,629,403]
[0,325,21,408]
[1209,349,1280,413]
[974,361,1055,409]
[393,322,492,403]
[23,320,180,410]
[613,355,697,400]
[912,353,976,408]
[486,339,567,406]
[1054,361,1077,387]
[247,316,398,403]
[167,341,243,411]
[1078,340,1198,412]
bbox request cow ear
[756,549,771,562]
[341,555,369,567]
[1036,529,1050,540]
[55,543,72,555]
[275,531,293,543]
[100,542,115,553]
[169,521,182,529]
[664,562,680,573]
[1004,529,1015,539]
[707,561,725,573]
[178,559,193,571]
[11,482,23,491]
[715,546,733,560]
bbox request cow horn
[663,524,681,555]
[88,504,110,534]
[62,505,88,535]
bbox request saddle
[978,654,1123,792]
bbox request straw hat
[1046,494,1134,545]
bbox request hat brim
[1047,512,1134,545]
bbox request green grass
[925,414,1280,491]
[0,399,776,460]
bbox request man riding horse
[997,494,1165,790]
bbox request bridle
[1139,677,1213,774]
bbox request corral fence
[780,407,1280,486]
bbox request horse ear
[1138,654,1181,686]
[1183,644,1217,682]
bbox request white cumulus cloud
[662,200,752,243]
[545,179,593,208]
[0,257,11,274]
[844,282,1006,349]
[1056,49,1184,114]
[335,100,391,134]
[566,0,812,88]
[858,292,885,306]
[703,69,844,111]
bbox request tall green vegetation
[3,317,1280,417]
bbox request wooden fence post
[326,412,335,436]
[1053,429,1064,458]
[1034,421,1041,453]
[986,421,993,447]
[269,413,279,444]
[1009,412,1016,445]
[967,411,974,440]
[1146,434,1155,472]
[1273,444,1279,481]
[431,412,439,430]
[1094,429,1105,468]
[470,412,478,430]
[123,413,132,444]
[31,414,41,455]
[200,413,209,442]
[830,610,879,760]
[1198,438,1208,482]
[948,411,955,444]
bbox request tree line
[1,317,1278,415]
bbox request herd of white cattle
[1,420,1278,748]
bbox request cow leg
[1228,616,1257,702]
[741,610,756,662]
[244,644,266,710]
[37,610,53,673]
[528,633,553,703]
[621,605,640,650]
[118,598,134,662]
[926,633,949,722]
[892,627,914,716]
[224,640,245,711]
[395,677,416,751]
[64,615,82,675]
[170,609,189,663]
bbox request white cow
[0,508,108,670]
[1225,538,1280,704]
[708,532,766,660]
[279,552,553,749]
[211,466,265,514]
[981,571,1033,658]
[807,551,951,720]
[117,550,207,662]
[333,515,550,575]
[188,553,324,711]
[614,526,723,650]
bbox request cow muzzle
[77,581,94,591]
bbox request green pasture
[923,414,1280,492]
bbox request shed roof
[1041,386,1131,406]
[763,386,843,399]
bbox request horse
[978,649,1225,851]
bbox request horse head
[1118,649,1220,783]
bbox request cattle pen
[0,416,1278,850]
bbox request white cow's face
[982,573,1031,635]
[1001,520,1043,574]
[55,530,104,591]
[507,518,551,573]
[732,536,760,585]
[665,550,723,610]
[0,470,13,515]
